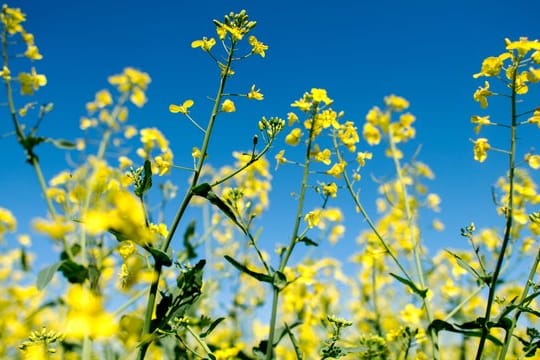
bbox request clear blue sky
[1,0,539,265]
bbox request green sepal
[135,160,153,198]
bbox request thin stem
[387,127,438,358]
[497,247,540,359]
[137,42,236,360]
[475,59,519,360]
[266,106,318,360]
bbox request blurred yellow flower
[473,138,490,163]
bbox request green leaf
[192,183,246,234]
[36,261,64,290]
[446,250,483,281]
[298,236,318,247]
[389,272,428,298]
[224,255,273,283]
[272,270,287,289]
[183,220,197,260]
[135,160,153,198]
[200,317,225,338]
[47,138,77,150]
[146,246,173,267]
[59,260,89,284]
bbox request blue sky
[1,0,539,266]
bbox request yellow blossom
[18,67,47,95]
[118,240,136,259]
[24,44,43,60]
[285,128,302,146]
[0,207,16,241]
[249,35,268,57]
[337,121,360,152]
[154,149,173,176]
[473,54,509,78]
[191,36,216,52]
[169,99,194,115]
[326,160,346,178]
[525,153,540,170]
[304,209,322,228]
[311,88,333,105]
[473,138,490,163]
[287,112,298,125]
[130,86,146,107]
[363,122,381,145]
[1,5,26,34]
[192,147,202,159]
[505,37,540,57]
[471,114,491,133]
[221,99,236,112]
[473,81,492,108]
[400,303,422,326]
[311,145,332,165]
[247,84,263,100]
[356,151,373,166]
[275,149,287,167]
[384,94,409,111]
[322,182,338,198]
[33,217,74,240]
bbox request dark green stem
[475,59,519,360]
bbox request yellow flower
[400,303,422,326]
[130,86,147,108]
[285,128,302,146]
[356,151,372,166]
[337,121,360,152]
[18,67,47,95]
[192,147,202,159]
[525,153,540,169]
[24,44,43,60]
[221,99,236,112]
[505,37,540,57]
[384,94,409,111]
[473,54,510,78]
[140,127,169,152]
[287,112,298,125]
[363,122,381,145]
[528,109,540,127]
[311,88,333,105]
[33,217,74,240]
[154,149,173,176]
[473,81,492,108]
[326,161,346,178]
[169,99,194,115]
[118,240,136,259]
[247,85,263,100]
[471,115,491,134]
[1,5,26,34]
[322,182,338,198]
[304,209,322,228]
[0,207,16,241]
[275,149,287,167]
[191,37,216,52]
[65,285,117,339]
[248,35,268,57]
[473,138,490,163]
[312,146,332,165]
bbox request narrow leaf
[224,255,273,283]
[298,236,318,247]
[146,246,173,267]
[446,250,483,281]
[389,272,428,298]
[36,261,64,290]
[200,317,226,338]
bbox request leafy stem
[475,57,520,360]
[265,105,318,360]
[136,40,236,360]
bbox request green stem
[475,59,519,360]
[387,127,438,358]
[137,43,236,360]
[265,106,318,360]
[497,247,540,359]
